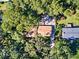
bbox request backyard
[58,10,79,26]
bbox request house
[62,27,79,39]
[24,14,56,48]
[26,14,56,37]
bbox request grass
[58,13,79,26]
[70,50,79,59]
[0,3,6,10]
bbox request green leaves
[1,0,79,59]
[11,32,22,42]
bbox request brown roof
[38,26,52,36]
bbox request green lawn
[0,3,6,10]
[70,50,79,59]
[58,13,79,26]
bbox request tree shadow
[58,0,77,10]
[56,13,67,20]
[66,40,79,55]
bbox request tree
[1,0,79,59]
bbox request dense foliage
[0,0,79,59]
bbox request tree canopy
[0,0,79,59]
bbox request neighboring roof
[62,28,79,39]
[0,0,9,2]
